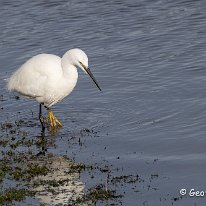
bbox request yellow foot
[47,109,63,128]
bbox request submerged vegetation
[0,188,35,205]
[0,120,144,205]
[0,118,166,206]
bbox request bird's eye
[79,61,86,69]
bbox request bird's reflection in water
[35,131,48,156]
[35,124,62,155]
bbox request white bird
[8,48,101,132]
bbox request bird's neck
[61,52,78,86]
[61,59,78,87]
[62,64,78,81]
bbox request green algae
[0,119,142,205]
[0,188,35,205]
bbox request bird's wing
[8,54,62,99]
[8,66,47,98]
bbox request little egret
[8,48,101,132]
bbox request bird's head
[66,48,101,91]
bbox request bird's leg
[46,107,63,128]
[39,104,45,133]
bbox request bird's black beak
[80,62,101,91]
[85,67,101,91]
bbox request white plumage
[8,48,101,130]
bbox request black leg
[39,104,45,133]
[44,105,49,111]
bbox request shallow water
[1,0,206,205]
